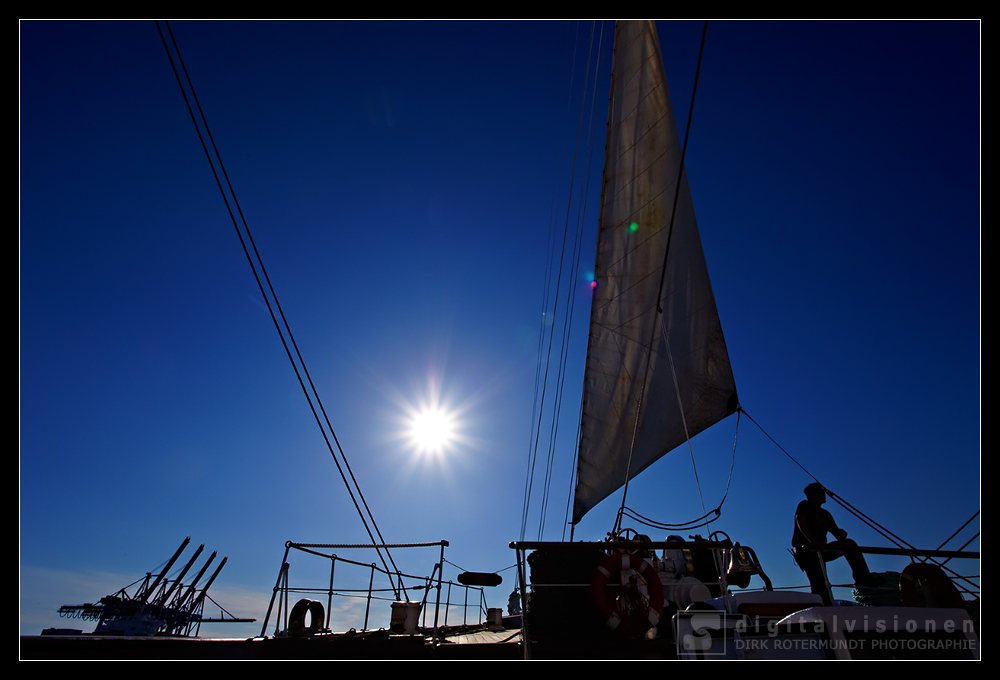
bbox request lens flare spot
[629,222,639,233]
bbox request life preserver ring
[899,563,964,609]
[288,598,326,636]
[591,552,664,636]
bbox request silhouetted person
[792,482,875,605]
[507,588,521,616]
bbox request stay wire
[737,407,821,484]
[935,511,980,551]
[536,22,597,539]
[937,519,980,588]
[830,483,978,598]
[521,21,596,542]
[520,23,582,542]
[156,21,402,597]
[740,407,978,590]
[823,490,911,551]
[531,22,590,540]
[540,20,606,539]
[829,484,978,593]
[738,407,905,550]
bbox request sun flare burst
[407,406,457,455]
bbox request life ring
[899,563,964,609]
[591,552,664,636]
[288,598,326,636]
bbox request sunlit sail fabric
[574,21,738,524]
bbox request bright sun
[408,407,456,455]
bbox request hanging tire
[289,598,326,636]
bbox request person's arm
[827,511,848,541]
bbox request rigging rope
[614,408,740,534]
[155,21,403,599]
[520,21,604,542]
[620,505,720,532]
[519,23,584,544]
[660,313,709,526]
[739,407,913,550]
[741,406,978,595]
[540,21,607,540]
[935,511,980,551]
[737,408,821,484]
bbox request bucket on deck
[390,601,422,634]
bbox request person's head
[804,482,826,503]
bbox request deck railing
[259,540,490,640]
[798,544,980,605]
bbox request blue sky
[20,20,979,637]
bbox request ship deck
[20,626,525,661]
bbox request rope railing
[259,540,492,640]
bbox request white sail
[574,21,738,524]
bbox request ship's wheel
[616,527,640,543]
